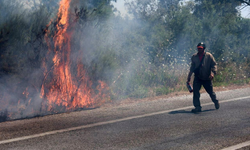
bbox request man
[187,42,220,113]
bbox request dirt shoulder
[104,84,250,108]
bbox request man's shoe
[214,101,220,109]
[191,108,202,113]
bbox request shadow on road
[169,109,215,114]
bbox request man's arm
[187,56,195,82]
[209,54,217,80]
[187,71,193,83]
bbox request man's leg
[193,77,202,110]
[203,80,220,109]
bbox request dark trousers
[193,77,218,108]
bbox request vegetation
[0,0,250,120]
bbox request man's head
[197,42,206,54]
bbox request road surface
[0,87,249,150]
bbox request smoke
[0,0,193,121]
[1,0,249,121]
[68,0,192,100]
[0,0,59,121]
[0,0,175,121]
[0,0,131,122]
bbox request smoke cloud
[1,0,249,122]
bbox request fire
[0,0,110,121]
[41,0,110,111]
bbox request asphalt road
[0,87,250,150]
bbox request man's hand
[209,73,214,80]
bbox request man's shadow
[168,109,215,114]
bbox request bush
[154,86,170,96]
[129,85,149,99]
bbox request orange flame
[0,0,112,121]
[41,0,110,111]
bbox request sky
[112,0,127,17]
[112,0,250,18]
[240,6,250,18]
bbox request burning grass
[0,0,111,122]
[40,0,111,112]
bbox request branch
[238,0,250,6]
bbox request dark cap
[197,42,206,49]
